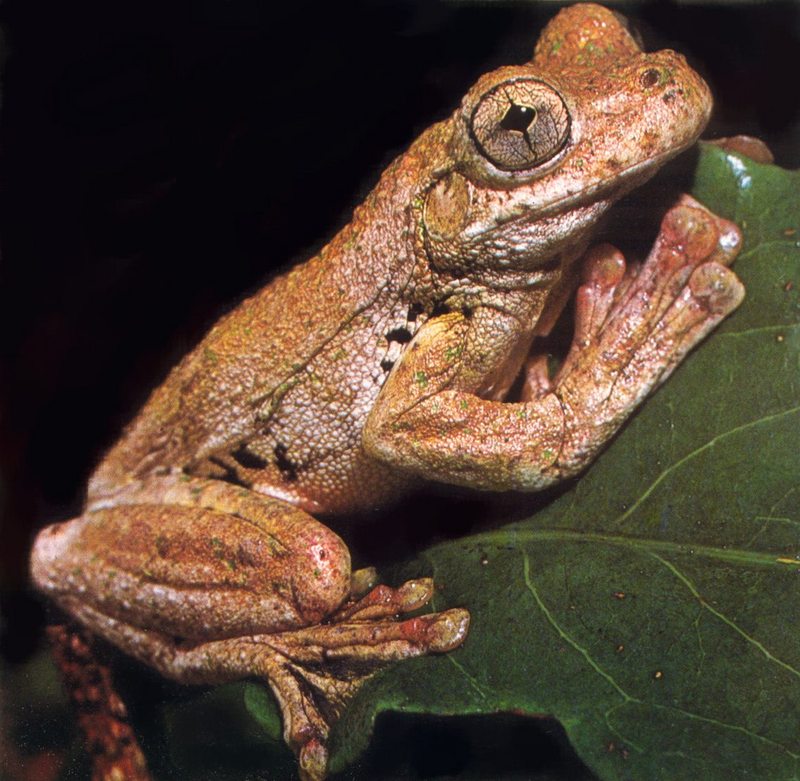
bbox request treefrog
[31,5,744,779]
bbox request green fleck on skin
[210,537,224,557]
[414,371,429,389]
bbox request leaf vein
[521,551,634,704]
[611,405,800,530]
[738,239,800,261]
[649,553,800,680]
[445,653,491,703]
[718,324,800,340]
[445,530,798,569]
[649,702,800,760]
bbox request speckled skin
[81,3,719,515]
[30,6,745,780]
[87,141,436,516]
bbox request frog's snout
[636,49,713,136]
[646,50,711,102]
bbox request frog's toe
[620,261,744,391]
[654,262,744,354]
[298,737,328,781]
[553,198,746,426]
[706,135,775,165]
[256,604,469,780]
[662,262,744,356]
[520,354,554,402]
[613,197,741,328]
[671,194,743,268]
[333,577,435,622]
[688,262,746,315]
[573,243,628,344]
[349,566,379,599]
[423,607,472,652]
[582,197,743,363]
[285,607,470,663]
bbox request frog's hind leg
[31,475,469,781]
[49,583,465,781]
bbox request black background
[1,1,798,778]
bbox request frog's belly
[248,441,410,516]
[244,413,411,516]
[187,364,411,516]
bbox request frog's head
[420,3,712,286]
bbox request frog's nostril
[640,68,661,89]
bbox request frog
[30,4,745,779]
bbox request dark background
[1,1,798,778]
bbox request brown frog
[31,5,744,779]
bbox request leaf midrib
[435,528,799,569]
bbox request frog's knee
[30,517,85,596]
[29,503,352,633]
[288,519,351,624]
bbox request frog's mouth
[492,143,693,232]
[453,142,700,283]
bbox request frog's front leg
[30,476,469,781]
[364,197,744,491]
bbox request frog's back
[88,178,425,514]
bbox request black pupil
[500,103,536,133]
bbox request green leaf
[329,144,800,780]
[17,146,796,781]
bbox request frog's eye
[470,79,570,171]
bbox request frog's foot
[259,582,469,780]
[56,579,468,781]
[551,196,744,466]
[348,566,380,600]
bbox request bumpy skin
[31,5,745,780]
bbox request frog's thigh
[32,481,469,781]
[31,488,352,643]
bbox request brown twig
[47,624,151,781]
